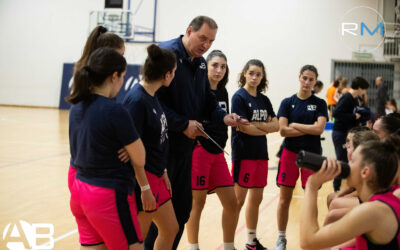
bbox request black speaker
[105,0,123,9]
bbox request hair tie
[99,26,107,33]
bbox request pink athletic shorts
[136,171,172,212]
[276,148,314,188]
[232,160,268,188]
[392,184,400,192]
[68,165,77,192]
[192,145,233,193]
[70,178,143,249]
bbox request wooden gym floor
[0,106,336,249]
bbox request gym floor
[0,106,337,249]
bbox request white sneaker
[273,237,286,250]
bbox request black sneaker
[244,238,267,250]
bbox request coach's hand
[224,113,250,127]
[183,120,206,139]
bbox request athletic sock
[189,243,199,250]
[278,230,286,238]
[246,228,257,245]
[223,242,235,250]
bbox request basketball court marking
[38,229,79,248]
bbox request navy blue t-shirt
[277,94,328,154]
[198,88,229,154]
[123,84,169,177]
[231,88,276,161]
[69,94,139,191]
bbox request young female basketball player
[324,132,399,249]
[388,134,400,197]
[300,140,399,250]
[274,65,327,250]
[68,26,125,191]
[325,126,371,209]
[67,48,155,250]
[373,113,400,139]
[186,50,238,250]
[231,59,279,250]
[324,129,379,225]
[328,113,400,214]
[122,44,179,250]
[323,119,400,249]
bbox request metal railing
[384,22,400,57]
[332,60,395,114]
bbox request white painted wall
[0,0,104,107]
[0,0,386,109]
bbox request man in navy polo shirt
[144,16,246,250]
[374,76,388,118]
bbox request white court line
[38,229,78,248]
[53,229,78,242]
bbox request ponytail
[66,48,127,104]
[143,44,176,82]
[66,66,92,104]
[74,26,124,75]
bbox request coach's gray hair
[189,16,218,31]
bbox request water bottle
[296,150,350,179]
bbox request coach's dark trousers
[144,149,193,250]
